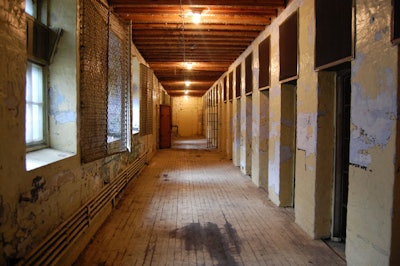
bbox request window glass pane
[25,0,37,18]
[26,62,44,144]
[132,58,140,134]
[107,31,123,143]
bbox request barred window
[140,64,154,136]
[80,0,130,163]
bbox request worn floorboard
[75,146,346,266]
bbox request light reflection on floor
[171,136,210,150]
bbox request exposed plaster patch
[297,113,317,156]
[52,110,76,124]
[49,88,76,124]
[352,51,366,74]
[269,142,280,195]
[270,121,280,138]
[55,170,75,188]
[350,78,396,167]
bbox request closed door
[160,105,171,149]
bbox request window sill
[26,148,75,171]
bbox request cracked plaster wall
[0,1,159,263]
[346,0,397,264]
[210,0,398,264]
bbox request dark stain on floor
[170,221,242,265]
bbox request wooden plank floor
[75,148,346,265]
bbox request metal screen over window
[140,64,154,136]
[80,0,108,163]
[80,0,130,163]
[107,12,130,155]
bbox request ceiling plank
[108,0,284,96]
[122,14,272,25]
[110,0,285,8]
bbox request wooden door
[160,105,171,149]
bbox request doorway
[160,105,171,149]
[280,81,297,207]
[333,70,351,241]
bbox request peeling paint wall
[240,94,252,175]
[250,43,269,187]
[232,68,241,167]
[48,0,77,153]
[347,0,397,264]
[294,0,319,237]
[0,1,160,263]
[208,0,399,264]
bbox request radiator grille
[19,153,147,266]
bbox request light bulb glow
[185,90,189,95]
[185,81,191,87]
[185,62,193,70]
[192,12,201,24]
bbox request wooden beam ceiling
[109,0,286,96]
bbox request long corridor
[75,145,345,265]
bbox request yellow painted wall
[211,0,399,264]
[0,1,160,263]
[171,96,203,137]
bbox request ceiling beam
[121,14,271,25]
[130,23,266,31]
[110,0,285,8]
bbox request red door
[160,105,171,148]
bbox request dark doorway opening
[280,80,297,207]
[333,69,351,242]
[160,105,172,149]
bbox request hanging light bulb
[185,62,193,70]
[192,12,201,24]
[185,90,189,95]
[185,81,191,87]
